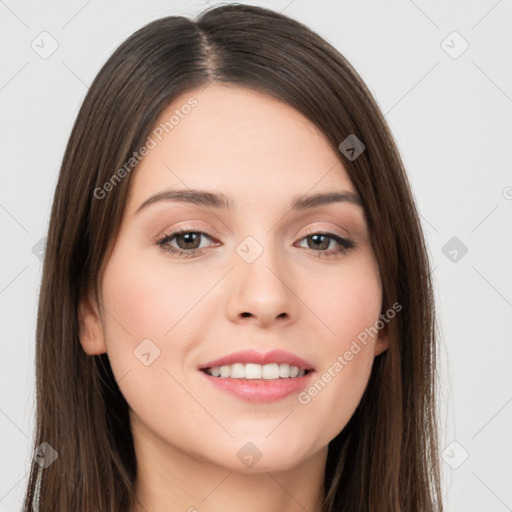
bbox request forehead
[125,84,357,212]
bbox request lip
[198,349,315,403]
[199,349,314,371]
[199,370,315,403]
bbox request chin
[211,435,318,474]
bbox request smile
[202,363,309,379]
[198,349,315,402]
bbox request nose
[225,237,297,328]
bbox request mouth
[198,349,315,402]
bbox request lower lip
[199,370,315,403]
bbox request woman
[24,4,443,511]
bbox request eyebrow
[134,188,363,215]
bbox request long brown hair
[23,4,443,511]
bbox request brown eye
[157,230,215,258]
[175,232,202,250]
[306,234,330,250]
[297,232,355,257]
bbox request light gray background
[1,0,511,510]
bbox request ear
[373,320,390,357]
[77,287,107,355]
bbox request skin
[78,83,389,512]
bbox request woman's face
[80,83,388,473]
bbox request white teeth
[230,363,245,378]
[204,363,308,379]
[278,363,290,378]
[262,363,279,380]
[245,363,262,379]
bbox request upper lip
[199,349,314,371]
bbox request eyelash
[156,228,356,259]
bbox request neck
[130,414,327,512]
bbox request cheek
[306,253,382,346]
[99,250,206,426]
[101,247,213,343]
[295,257,382,445]
[99,249,198,385]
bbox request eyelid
[152,222,219,245]
[299,224,351,239]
